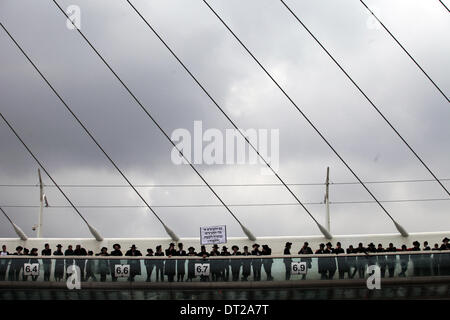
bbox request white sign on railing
[114,264,130,278]
[194,263,210,276]
[200,225,227,245]
[23,263,40,276]
[291,262,307,275]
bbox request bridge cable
[0,112,103,241]
[281,0,450,197]
[438,0,450,13]
[202,0,409,237]
[359,0,449,102]
[51,1,255,241]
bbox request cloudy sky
[0,0,449,240]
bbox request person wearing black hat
[41,243,52,281]
[85,251,97,281]
[324,242,337,280]
[432,243,441,276]
[346,245,357,279]
[315,243,327,280]
[197,245,210,282]
[165,243,177,282]
[64,245,74,280]
[144,249,155,282]
[230,245,241,281]
[376,244,387,278]
[154,245,165,282]
[21,248,30,281]
[187,247,197,282]
[356,243,368,279]
[125,245,142,282]
[74,244,88,281]
[96,247,110,282]
[385,243,397,278]
[251,244,262,281]
[176,243,187,282]
[298,242,313,280]
[210,244,221,282]
[422,241,431,276]
[241,246,251,281]
[221,246,231,281]
[29,248,39,281]
[410,241,422,277]
[53,244,64,281]
[283,242,293,280]
[334,242,347,279]
[439,237,450,276]
[9,246,23,281]
[398,244,410,277]
[0,245,9,281]
[261,245,273,281]
[110,244,123,282]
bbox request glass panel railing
[0,252,449,283]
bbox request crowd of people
[0,237,449,283]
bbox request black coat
[165,248,177,275]
[125,249,142,275]
[176,250,187,273]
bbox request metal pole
[325,167,330,233]
[38,168,43,238]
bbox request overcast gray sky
[0,0,449,239]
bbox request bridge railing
[0,251,449,283]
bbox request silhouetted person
[298,242,313,280]
[96,247,109,282]
[176,243,187,282]
[41,243,52,281]
[399,245,409,277]
[64,245,74,280]
[376,244,387,278]
[110,243,123,282]
[334,242,346,279]
[29,248,39,281]
[262,245,273,281]
[230,245,241,282]
[210,244,221,282]
[165,243,177,282]
[241,246,251,281]
[154,245,165,282]
[85,251,96,281]
[324,242,337,279]
[422,241,431,276]
[53,244,64,281]
[145,249,155,282]
[316,243,327,280]
[197,245,210,282]
[346,245,357,279]
[9,246,23,281]
[74,245,87,281]
[251,244,262,281]
[221,246,231,281]
[0,245,10,281]
[411,241,422,277]
[356,243,367,278]
[386,243,397,277]
[439,237,450,276]
[22,248,30,281]
[125,245,142,282]
[283,242,292,280]
[187,247,197,282]
[432,243,440,276]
